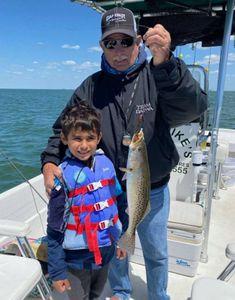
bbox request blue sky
[0,0,235,91]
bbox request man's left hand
[143,24,171,65]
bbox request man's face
[100,33,141,71]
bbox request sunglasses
[102,37,136,50]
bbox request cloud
[197,54,220,65]
[210,70,219,74]
[228,52,235,61]
[74,61,99,70]
[190,42,203,50]
[33,61,39,64]
[46,62,60,69]
[37,42,44,45]
[62,60,77,65]
[26,68,34,72]
[196,52,235,66]
[207,54,220,64]
[88,46,102,52]
[62,44,80,50]
[10,71,23,75]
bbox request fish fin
[144,200,151,216]
[119,167,133,173]
[119,167,133,181]
[118,231,135,255]
[121,172,127,181]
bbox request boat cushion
[168,201,203,234]
[0,254,42,300]
[0,220,30,237]
[191,277,235,300]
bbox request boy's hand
[52,279,71,293]
[116,247,127,260]
[42,163,62,197]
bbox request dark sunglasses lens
[103,40,117,49]
[103,38,135,49]
[121,37,134,47]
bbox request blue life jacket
[61,150,123,265]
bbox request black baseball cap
[101,7,137,40]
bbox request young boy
[47,101,126,300]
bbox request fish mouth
[131,128,144,145]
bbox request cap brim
[102,28,136,40]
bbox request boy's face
[61,128,101,162]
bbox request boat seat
[0,219,53,300]
[168,200,203,234]
[167,123,206,277]
[226,243,235,261]
[190,277,235,300]
[191,242,235,300]
[217,242,235,281]
[0,254,43,300]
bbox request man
[41,7,207,300]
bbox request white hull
[1,128,235,299]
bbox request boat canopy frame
[71,0,235,48]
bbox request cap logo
[101,8,137,39]
[106,13,127,24]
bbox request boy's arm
[47,226,72,293]
[116,192,129,234]
[47,185,68,283]
[47,225,67,281]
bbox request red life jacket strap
[66,214,119,232]
[84,214,101,265]
[68,178,116,198]
[70,196,116,214]
[66,214,119,266]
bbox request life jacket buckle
[94,200,109,211]
[87,181,102,192]
[99,219,113,230]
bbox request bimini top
[71,0,235,48]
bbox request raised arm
[144,23,207,127]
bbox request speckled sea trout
[119,128,150,254]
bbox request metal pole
[201,0,235,262]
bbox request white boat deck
[100,185,235,300]
[46,185,235,300]
[1,126,235,300]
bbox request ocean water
[0,89,234,193]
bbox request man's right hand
[42,163,62,197]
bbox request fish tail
[119,231,136,255]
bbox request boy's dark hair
[60,101,101,137]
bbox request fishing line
[0,149,47,235]
[0,149,48,205]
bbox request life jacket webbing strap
[70,196,116,214]
[68,178,116,198]
[66,214,119,232]
[84,214,101,265]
